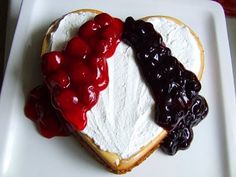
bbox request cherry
[65,36,90,59]
[41,51,64,74]
[78,20,100,39]
[94,13,113,27]
[101,25,119,41]
[54,89,79,111]
[25,85,48,121]
[86,36,100,50]
[25,13,123,135]
[69,60,95,84]
[25,98,38,121]
[37,113,63,138]
[29,85,47,100]
[24,85,70,138]
[46,69,70,89]
[111,18,124,36]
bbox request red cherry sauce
[123,17,208,155]
[25,13,123,137]
[24,85,70,138]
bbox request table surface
[1,0,236,94]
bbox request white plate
[0,0,236,176]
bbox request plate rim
[0,0,236,176]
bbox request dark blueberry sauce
[122,17,208,155]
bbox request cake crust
[77,131,167,174]
[41,10,204,174]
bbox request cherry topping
[65,36,90,59]
[25,13,123,136]
[24,85,70,138]
[64,108,87,130]
[54,89,79,111]
[41,51,64,74]
[96,39,111,57]
[111,18,124,37]
[69,60,95,84]
[101,25,119,41]
[89,57,109,90]
[46,69,70,89]
[78,20,100,38]
[94,13,113,26]
[78,85,99,109]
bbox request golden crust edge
[41,9,103,55]
[78,130,168,174]
[41,11,205,174]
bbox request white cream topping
[84,43,163,158]
[51,12,98,51]
[49,12,201,159]
[146,17,201,75]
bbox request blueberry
[123,17,208,155]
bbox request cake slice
[39,10,205,174]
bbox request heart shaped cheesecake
[25,9,208,174]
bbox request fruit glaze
[25,13,208,155]
[25,13,123,137]
[123,17,208,155]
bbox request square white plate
[1,0,236,176]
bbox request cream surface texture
[146,17,201,75]
[48,11,201,159]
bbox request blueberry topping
[123,17,208,155]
